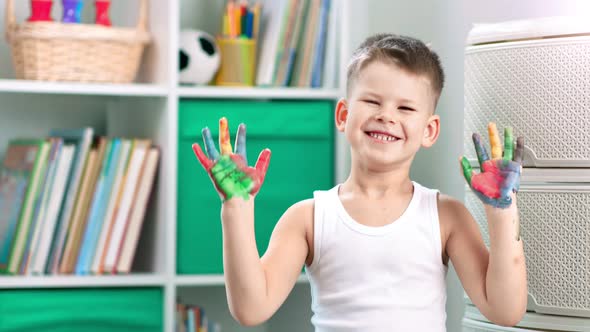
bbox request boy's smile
[365,130,400,143]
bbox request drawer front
[464,182,590,318]
[0,287,163,332]
[464,39,590,167]
[178,100,334,274]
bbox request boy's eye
[363,99,380,105]
[399,106,416,112]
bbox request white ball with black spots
[179,30,220,85]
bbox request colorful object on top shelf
[178,30,220,85]
[222,0,260,39]
[61,0,83,23]
[192,117,271,201]
[213,1,261,87]
[28,0,53,22]
[460,122,524,209]
[95,0,112,26]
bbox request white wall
[359,0,590,331]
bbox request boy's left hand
[460,122,524,209]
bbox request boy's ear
[422,114,440,148]
[335,98,348,132]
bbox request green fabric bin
[178,99,335,274]
[0,287,163,332]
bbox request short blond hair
[347,33,445,104]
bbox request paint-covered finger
[234,123,248,164]
[254,148,271,185]
[488,122,502,159]
[514,136,524,165]
[192,143,214,170]
[460,156,473,185]
[472,133,489,168]
[219,117,232,155]
[503,127,514,161]
[202,127,219,161]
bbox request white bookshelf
[0,80,169,97]
[178,86,342,99]
[0,0,354,331]
[0,274,167,288]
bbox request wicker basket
[5,0,151,83]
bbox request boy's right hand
[192,117,271,201]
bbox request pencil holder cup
[215,38,257,87]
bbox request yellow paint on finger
[488,122,502,159]
[219,117,232,155]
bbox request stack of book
[255,0,338,88]
[176,302,221,332]
[0,127,160,276]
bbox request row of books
[256,0,338,88]
[176,302,221,332]
[0,127,160,276]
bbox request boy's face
[336,60,440,170]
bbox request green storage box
[0,287,163,332]
[178,99,334,274]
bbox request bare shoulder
[437,193,470,219]
[437,193,474,234]
[281,198,314,226]
[271,199,314,239]
[437,193,474,263]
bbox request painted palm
[461,123,524,209]
[192,117,271,201]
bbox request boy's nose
[374,108,398,124]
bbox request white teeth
[369,133,397,141]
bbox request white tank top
[305,181,448,332]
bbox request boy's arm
[483,193,527,321]
[442,194,527,327]
[191,117,310,326]
[452,122,527,326]
[222,198,311,326]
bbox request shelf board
[0,80,169,97]
[177,86,342,100]
[175,273,309,287]
[0,274,167,289]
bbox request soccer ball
[179,30,221,85]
